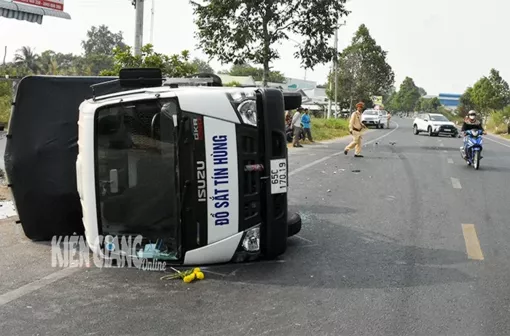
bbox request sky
[1,0,509,94]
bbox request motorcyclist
[460,110,486,157]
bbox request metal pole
[2,46,6,65]
[134,0,145,56]
[334,28,338,118]
[149,0,155,44]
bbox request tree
[393,77,421,112]
[328,24,395,110]
[222,64,286,83]
[100,44,197,77]
[418,87,427,97]
[192,0,349,86]
[81,25,127,75]
[417,96,441,113]
[458,87,475,117]
[81,25,126,56]
[471,68,510,119]
[191,58,215,73]
[14,46,40,73]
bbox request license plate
[444,129,451,132]
[270,158,287,194]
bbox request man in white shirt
[291,108,303,147]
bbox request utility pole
[333,27,338,118]
[149,0,155,44]
[133,0,145,56]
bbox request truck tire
[287,212,302,237]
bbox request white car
[413,113,459,137]
[361,109,388,129]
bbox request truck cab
[76,68,302,265]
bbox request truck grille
[237,128,262,228]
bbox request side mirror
[424,119,428,122]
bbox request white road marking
[294,235,313,243]
[447,158,454,164]
[289,122,400,176]
[451,177,462,189]
[443,150,448,153]
[0,267,81,306]
[485,135,510,149]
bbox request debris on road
[352,170,361,173]
[161,267,206,283]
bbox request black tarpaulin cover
[5,76,115,240]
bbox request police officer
[344,102,367,157]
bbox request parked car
[361,109,388,129]
[413,113,458,137]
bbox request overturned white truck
[5,69,302,265]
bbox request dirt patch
[0,185,12,201]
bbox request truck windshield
[95,98,180,260]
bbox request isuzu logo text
[197,160,207,202]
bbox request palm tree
[14,46,40,74]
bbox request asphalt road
[2,118,510,335]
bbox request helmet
[468,110,476,116]
[356,102,365,108]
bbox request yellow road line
[462,224,484,260]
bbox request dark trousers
[303,128,313,141]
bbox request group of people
[285,107,314,148]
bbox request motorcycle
[460,129,483,170]
[286,123,305,143]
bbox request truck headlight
[238,99,257,126]
[241,225,260,252]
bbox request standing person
[386,110,392,129]
[301,108,314,142]
[344,102,367,157]
[292,108,303,148]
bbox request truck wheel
[287,212,302,237]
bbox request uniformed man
[344,102,367,157]
[386,109,391,129]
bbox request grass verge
[307,118,350,141]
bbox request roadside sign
[13,0,64,11]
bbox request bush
[307,117,350,141]
[486,111,507,134]
[0,94,10,124]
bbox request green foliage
[81,25,126,56]
[327,24,395,108]
[311,117,350,141]
[458,87,475,118]
[390,77,421,112]
[192,0,349,85]
[221,64,286,83]
[99,44,197,77]
[191,58,215,73]
[417,96,441,113]
[471,68,510,118]
[224,81,242,87]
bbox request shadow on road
[204,218,471,290]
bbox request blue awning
[0,0,70,24]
